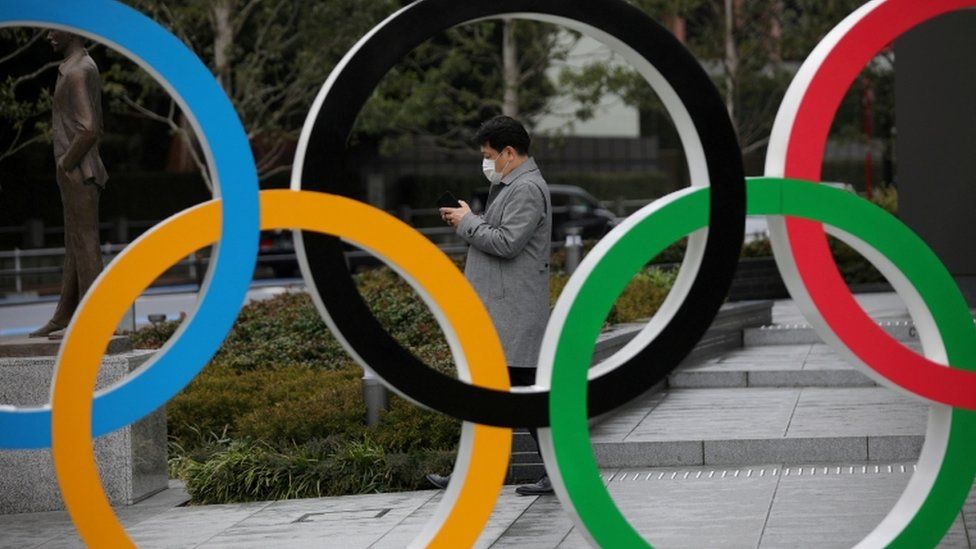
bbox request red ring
[780,0,976,409]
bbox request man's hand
[440,200,472,228]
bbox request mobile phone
[437,191,461,209]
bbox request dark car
[258,229,299,278]
[470,184,618,242]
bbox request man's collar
[499,156,538,185]
[58,48,87,75]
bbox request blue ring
[0,0,259,448]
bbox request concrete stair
[590,339,932,468]
[669,343,885,388]
[506,300,774,483]
[590,385,926,468]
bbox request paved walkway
[3,293,974,547]
[3,469,972,548]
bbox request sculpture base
[0,349,167,514]
[0,335,132,358]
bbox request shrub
[210,291,349,371]
[605,268,677,325]
[549,267,676,327]
[741,238,772,258]
[175,436,457,504]
[166,364,366,447]
[870,185,898,215]
[129,317,181,349]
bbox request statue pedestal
[0,340,168,514]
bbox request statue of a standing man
[30,30,108,338]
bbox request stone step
[590,387,927,468]
[594,300,772,365]
[512,430,538,452]
[510,451,541,465]
[0,335,132,358]
[670,343,878,389]
[506,463,546,484]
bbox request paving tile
[473,492,539,549]
[589,392,665,443]
[623,389,798,442]
[597,465,779,548]
[196,492,428,548]
[488,496,574,548]
[963,475,976,548]
[941,515,972,549]
[0,509,75,549]
[785,388,928,438]
[129,501,273,548]
[759,466,970,548]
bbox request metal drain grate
[603,463,917,483]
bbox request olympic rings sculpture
[1,0,975,548]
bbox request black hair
[474,115,530,155]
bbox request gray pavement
[2,467,971,548]
[2,292,974,547]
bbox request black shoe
[515,475,553,496]
[426,473,450,490]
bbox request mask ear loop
[499,147,513,177]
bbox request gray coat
[456,157,552,368]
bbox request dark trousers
[50,174,103,327]
[508,366,544,465]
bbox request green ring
[546,177,976,547]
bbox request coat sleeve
[59,68,99,171]
[456,182,543,259]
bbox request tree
[103,0,396,187]
[352,17,578,156]
[0,29,56,171]
[554,0,880,157]
[1,5,583,181]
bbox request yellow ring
[51,189,511,548]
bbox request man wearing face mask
[433,115,553,496]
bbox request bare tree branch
[0,124,47,164]
[11,60,59,91]
[0,30,45,66]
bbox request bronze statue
[30,30,108,338]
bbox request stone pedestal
[0,345,168,514]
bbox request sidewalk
[2,293,974,547]
[3,469,972,548]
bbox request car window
[570,195,592,216]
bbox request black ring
[294,0,744,428]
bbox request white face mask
[482,151,511,184]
